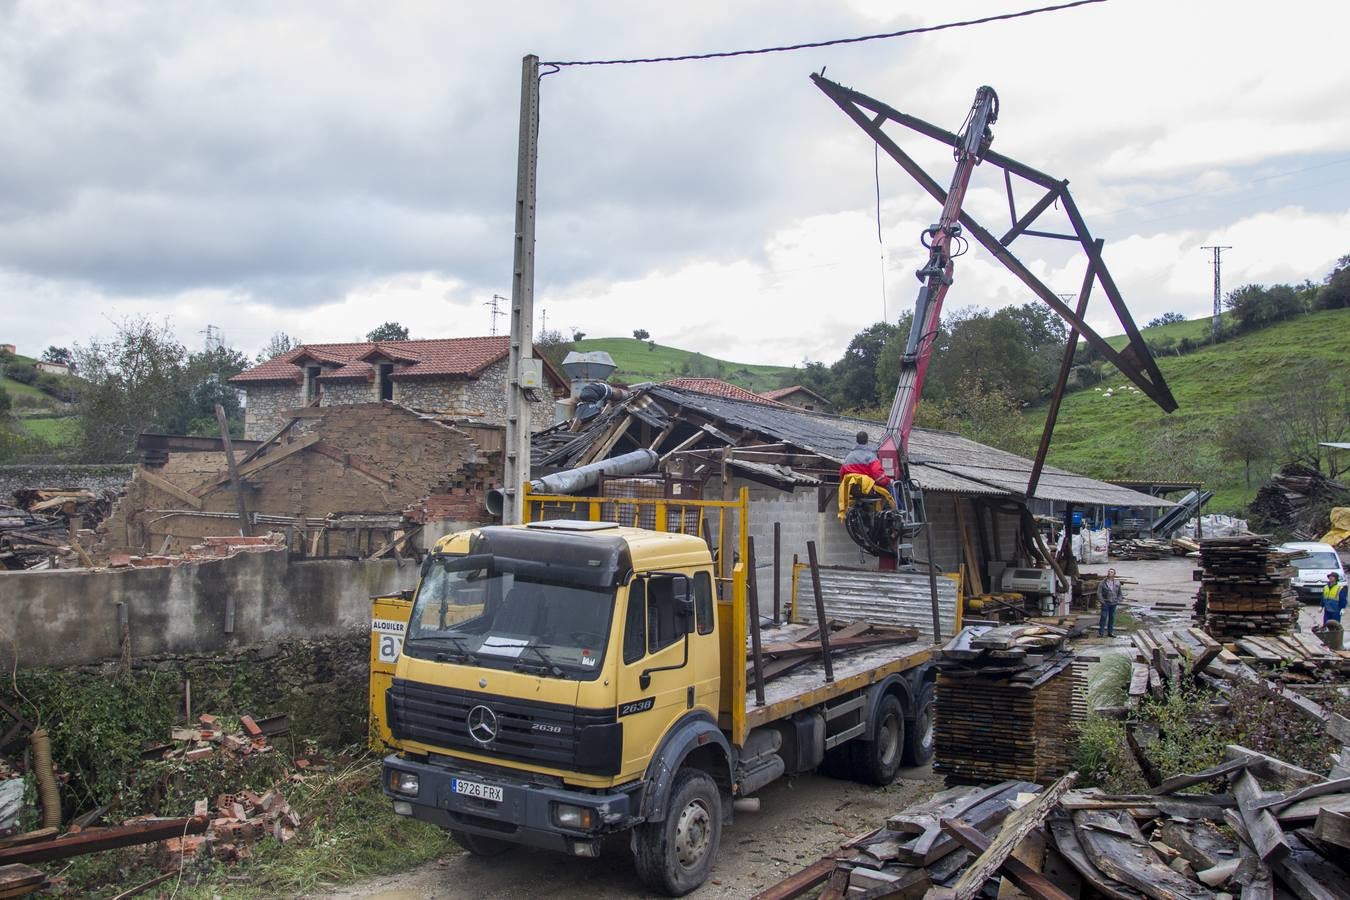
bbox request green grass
[1103,312,1233,351]
[19,415,79,445]
[572,337,796,391]
[1032,307,1350,512]
[0,374,51,401]
[51,759,455,899]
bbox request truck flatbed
[742,622,935,729]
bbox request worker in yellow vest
[1323,572,1348,627]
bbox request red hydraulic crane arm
[877,86,999,481]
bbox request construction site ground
[315,765,940,899]
[319,554,1338,899]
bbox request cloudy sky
[3,0,1348,367]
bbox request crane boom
[878,86,998,483]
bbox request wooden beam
[138,470,203,509]
[938,819,1073,900]
[194,432,322,497]
[309,441,395,486]
[214,404,250,537]
[1232,769,1290,863]
[0,816,208,865]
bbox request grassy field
[1032,307,1350,512]
[1102,312,1234,351]
[20,415,79,445]
[571,337,795,391]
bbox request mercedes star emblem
[467,704,498,744]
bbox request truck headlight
[552,803,596,830]
[389,771,419,797]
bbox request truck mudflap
[383,755,640,853]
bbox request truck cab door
[616,573,700,776]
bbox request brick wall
[242,384,306,439]
[99,403,498,558]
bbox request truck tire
[902,681,935,767]
[633,768,722,896]
[451,830,513,857]
[849,693,904,786]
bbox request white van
[1280,541,1347,604]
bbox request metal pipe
[486,448,658,516]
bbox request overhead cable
[541,0,1107,67]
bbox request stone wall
[0,464,134,505]
[391,379,463,413]
[461,358,558,432]
[0,547,419,669]
[319,380,377,407]
[242,383,304,439]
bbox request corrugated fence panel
[792,565,958,643]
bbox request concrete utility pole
[1201,245,1231,340]
[503,55,541,525]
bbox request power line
[541,0,1107,67]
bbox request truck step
[823,695,865,721]
[824,721,866,750]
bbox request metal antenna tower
[200,324,221,350]
[1201,245,1231,340]
[485,294,508,336]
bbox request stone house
[758,384,833,413]
[230,336,567,440]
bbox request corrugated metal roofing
[647,385,1171,508]
[792,566,959,643]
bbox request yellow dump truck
[372,489,939,896]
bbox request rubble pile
[1194,537,1299,638]
[1249,462,1349,539]
[0,504,72,570]
[758,746,1350,899]
[933,625,1075,786]
[1107,537,1173,560]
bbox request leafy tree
[632,329,650,341]
[1318,254,1350,310]
[1146,312,1187,328]
[256,331,301,363]
[74,318,249,460]
[1224,283,1304,332]
[829,321,897,411]
[41,346,73,367]
[937,375,1034,457]
[1215,405,1275,486]
[1267,363,1349,477]
[533,328,571,370]
[366,322,410,342]
[571,330,586,342]
[0,385,10,418]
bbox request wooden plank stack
[933,625,1075,786]
[1194,536,1298,637]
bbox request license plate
[451,778,503,802]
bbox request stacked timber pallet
[758,747,1350,900]
[1194,536,1298,637]
[1231,632,1350,679]
[933,625,1075,785]
[1108,537,1172,560]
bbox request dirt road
[319,765,940,899]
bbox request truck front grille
[387,679,620,775]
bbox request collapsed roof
[535,383,1171,508]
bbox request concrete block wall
[0,548,420,669]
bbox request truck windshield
[1290,552,1340,570]
[403,553,615,679]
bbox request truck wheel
[451,830,512,857]
[903,682,935,767]
[633,769,722,896]
[849,693,904,786]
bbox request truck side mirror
[675,596,695,631]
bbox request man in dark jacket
[1097,568,1123,637]
[839,432,892,488]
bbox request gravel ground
[315,765,940,899]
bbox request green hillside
[570,337,795,392]
[1,352,81,451]
[1031,307,1350,512]
[1104,312,1232,351]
